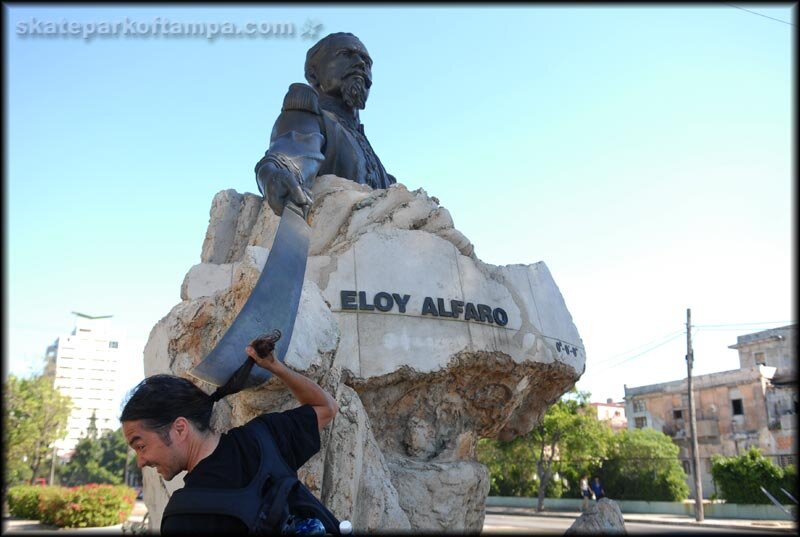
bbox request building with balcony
[623,324,797,499]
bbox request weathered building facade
[624,325,797,499]
[591,398,628,432]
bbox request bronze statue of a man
[255,32,396,217]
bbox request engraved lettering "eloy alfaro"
[339,291,509,326]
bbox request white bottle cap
[339,520,353,534]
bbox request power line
[694,321,794,328]
[721,3,795,26]
[592,329,684,366]
[593,332,686,372]
[590,320,792,371]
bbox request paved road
[4,503,794,535]
[483,513,794,534]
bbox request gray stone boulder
[140,175,585,532]
[566,498,627,535]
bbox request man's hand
[246,331,283,373]
[245,344,278,371]
[244,332,337,430]
[257,163,312,218]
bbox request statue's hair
[120,375,215,444]
[304,32,361,86]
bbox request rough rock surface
[387,457,489,532]
[141,175,585,532]
[566,498,627,535]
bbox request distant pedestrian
[590,476,605,501]
[580,474,592,511]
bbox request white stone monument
[141,175,585,532]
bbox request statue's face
[312,36,372,109]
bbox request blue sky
[5,4,795,405]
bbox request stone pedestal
[141,176,585,532]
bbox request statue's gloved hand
[258,163,313,218]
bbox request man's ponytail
[208,330,282,403]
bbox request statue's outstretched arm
[255,83,325,217]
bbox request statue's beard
[341,75,369,110]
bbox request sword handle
[251,329,282,358]
[210,330,283,401]
[285,200,311,223]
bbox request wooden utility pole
[686,308,704,521]
[49,445,57,485]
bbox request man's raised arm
[245,343,338,430]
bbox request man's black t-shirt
[161,404,320,534]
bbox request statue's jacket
[255,83,395,193]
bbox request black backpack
[162,419,341,535]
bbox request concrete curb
[485,506,798,533]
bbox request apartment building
[624,325,797,499]
[48,313,130,458]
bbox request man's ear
[172,417,190,441]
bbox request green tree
[3,374,72,487]
[602,427,689,501]
[477,434,538,498]
[476,390,612,511]
[529,392,612,511]
[100,428,142,485]
[711,447,794,504]
[61,422,141,486]
[557,398,613,500]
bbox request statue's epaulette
[281,83,321,115]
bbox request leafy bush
[712,448,791,504]
[38,486,69,526]
[781,465,797,499]
[601,428,689,501]
[7,485,56,519]
[53,484,137,528]
[7,484,136,528]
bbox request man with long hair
[120,334,337,534]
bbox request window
[754,352,765,365]
[682,460,691,475]
[109,341,118,349]
[673,409,683,420]
[780,455,797,468]
[633,400,646,413]
[732,399,744,416]
[635,417,647,428]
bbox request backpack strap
[162,421,281,530]
[263,475,300,529]
[162,417,341,535]
[249,419,341,535]
[163,481,266,528]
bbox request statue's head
[305,32,372,110]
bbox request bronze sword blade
[189,205,310,387]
